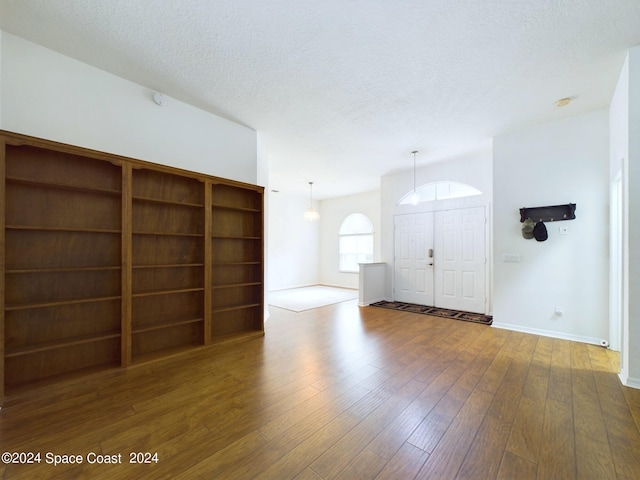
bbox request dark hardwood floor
[1,299,639,479]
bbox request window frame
[338,214,374,273]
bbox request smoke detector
[153,92,168,106]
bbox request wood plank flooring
[1,300,639,479]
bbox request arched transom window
[339,213,374,273]
[398,181,482,205]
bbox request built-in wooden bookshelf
[0,131,264,401]
[210,183,264,340]
[131,168,206,362]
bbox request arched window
[339,214,374,273]
[398,181,482,205]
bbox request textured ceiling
[1,0,640,199]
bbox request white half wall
[267,189,319,291]
[493,110,609,345]
[0,32,258,184]
[319,190,381,289]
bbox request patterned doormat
[370,301,493,325]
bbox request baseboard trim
[358,297,388,307]
[491,322,608,347]
[359,296,392,307]
[621,374,640,390]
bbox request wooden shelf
[133,231,205,237]
[212,282,262,290]
[133,263,204,269]
[132,287,205,298]
[1,130,264,400]
[4,337,121,387]
[6,266,121,274]
[210,305,263,338]
[132,167,204,206]
[211,183,262,211]
[211,203,261,213]
[4,362,121,397]
[131,322,203,358]
[6,225,121,234]
[131,318,204,335]
[6,182,121,231]
[212,235,261,240]
[132,235,205,266]
[130,344,204,366]
[132,317,203,334]
[5,296,122,311]
[132,195,204,208]
[6,176,122,196]
[209,330,265,345]
[212,261,261,266]
[212,303,262,313]
[5,331,121,358]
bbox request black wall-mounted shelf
[519,203,576,223]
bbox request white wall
[629,46,640,388]
[381,152,493,302]
[610,53,629,380]
[493,110,609,345]
[621,46,640,387]
[267,190,319,291]
[0,32,257,184]
[319,190,381,289]
[257,133,270,318]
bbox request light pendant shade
[304,207,320,221]
[304,181,319,221]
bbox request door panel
[434,207,486,313]
[394,213,434,305]
[398,267,410,293]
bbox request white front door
[394,213,434,306]
[434,207,486,313]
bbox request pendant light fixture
[410,150,419,205]
[303,181,320,221]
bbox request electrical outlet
[554,307,564,316]
[502,253,520,263]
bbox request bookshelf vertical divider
[0,131,264,403]
[204,180,213,346]
[121,163,133,367]
[0,137,6,402]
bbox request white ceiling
[1,0,639,199]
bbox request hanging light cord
[412,151,418,194]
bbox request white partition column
[358,263,387,306]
